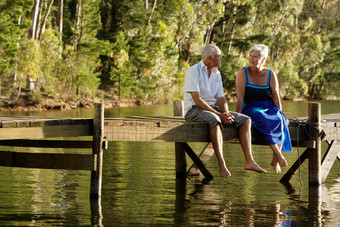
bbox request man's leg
[238,119,266,173]
[210,124,231,177]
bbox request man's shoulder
[187,61,203,74]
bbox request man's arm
[190,92,234,124]
[190,92,222,115]
[217,97,229,113]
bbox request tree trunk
[205,25,214,45]
[29,0,41,39]
[227,6,237,54]
[73,0,82,50]
[147,0,157,24]
[58,0,63,54]
[34,0,44,40]
[38,0,54,40]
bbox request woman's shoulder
[237,67,247,74]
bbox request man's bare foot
[245,160,267,173]
[219,166,231,178]
[272,161,281,173]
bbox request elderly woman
[235,44,292,173]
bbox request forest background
[0,0,339,110]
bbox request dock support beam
[308,102,321,185]
[173,101,187,177]
[90,103,104,198]
[173,101,214,181]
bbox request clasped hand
[220,112,235,125]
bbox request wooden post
[173,100,184,117]
[173,101,187,177]
[308,102,321,185]
[90,103,104,198]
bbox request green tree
[0,0,34,95]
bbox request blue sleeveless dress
[242,67,292,153]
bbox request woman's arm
[235,68,246,113]
[270,70,282,110]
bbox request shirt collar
[199,60,218,74]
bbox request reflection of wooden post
[90,103,104,198]
[308,102,321,185]
[90,197,103,226]
[308,185,322,225]
[173,101,186,177]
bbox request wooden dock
[0,102,339,198]
[0,103,105,198]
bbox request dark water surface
[0,101,339,226]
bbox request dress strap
[267,69,271,86]
[243,67,250,83]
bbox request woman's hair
[249,44,269,64]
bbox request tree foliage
[0,0,339,102]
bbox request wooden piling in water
[308,102,321,185]
[90,103,104,198]
[173,101,187,177]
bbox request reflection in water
[173,176,295,226]
[90,198,103,227]
[170,174,340,226]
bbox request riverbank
[0,90,169,112]
[0,89,338,112]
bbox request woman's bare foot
[272,161,281,173]
[277,155,288,167]
[271,155,281,173]
[219,166,231,177]
[245,160,267,173]
[270,145,288,168]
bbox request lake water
[0,100,339,226]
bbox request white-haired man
[183,44,266,177]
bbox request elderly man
[183,44,266,177]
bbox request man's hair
[249,44,269,64]
[201,44,218,60]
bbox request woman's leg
[269,144,287,173]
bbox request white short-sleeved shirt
[183,60,224,115]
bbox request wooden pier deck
[0,102,339,198]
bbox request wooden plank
[0,150,95,170]
[288,123,309,142]
[178,142,213,181]
[280,148,310,183]
[0,124,92,139]
[127,116,185,122]
[321,141,340,183]
[322,121,340,141]
[187,143,215,176]
[104,120,210,142]
[104,118,319,145]
[0,139,92,148]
